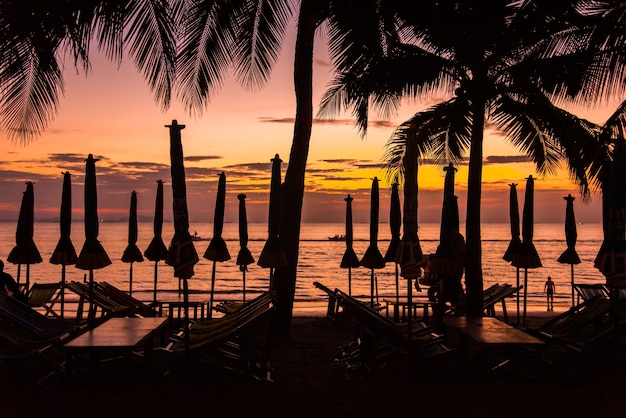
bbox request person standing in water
[544,276,556,311]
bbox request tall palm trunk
[465,88,485,317]
[272,0,320,334]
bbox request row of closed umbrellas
[7,122,287,330]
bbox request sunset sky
[0,24,619,226]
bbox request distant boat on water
[191,231,209,241]
[328,234,346,241]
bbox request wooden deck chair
[557,298,626,352]
[0,291,82,336]
[313,281,343,319]
[28,283,62,318]
[65,281,134,320]
[573,283,609,304]
[333,288,452,373]
[530,296,612,342]
[96,282,159,316]
[164,291,276,379]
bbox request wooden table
[444,316,543,372]
[64,317,168,372]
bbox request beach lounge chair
[28,282,62,318]
[529,296,612,342]
[164,291,276,379]
[332,288,452,373]
[573,283,609,304]
[66,281,158,320]
[0,292,86,385]
[313,281,343,320]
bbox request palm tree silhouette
[319,1,610,316]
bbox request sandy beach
[1,309,624,418]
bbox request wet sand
[1,313,624,418]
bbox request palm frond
[232,0,294,91]
[382,98,470,184]
[176,0,242,114]
[491,91,599,197]
[0,42,64,142]
[125,0,178,108]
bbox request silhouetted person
[544,276,556,311]
[0,260,28,304]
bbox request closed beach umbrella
[121,191,144,296]
[204,172,231,318]
[430,163,461,276]
[394,127,424,337]
[595,136,626,324]
[144,180,168,304]
[503,183,522,322]
[360,177,386,305]
[50,172,78,319]
[512,175,542,324]
[236,193,254,302]
[385,183,402,315]
[76,154,112,326]
[340,194,360,295]
[557,194,581,307]
[258,154,288,285]
[165,120,199,350]
[8,181,42,294]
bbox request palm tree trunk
[272,0,321,335]
[465,91,485,317]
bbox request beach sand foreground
[1,314,624,418]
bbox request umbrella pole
[348,268,352,296]
[407,277,413,383]
[16,264,21,285]
[370,269,375,306]
[209,261,217,319]
[129,262,133,297]
[516,267,520,324]
[25,264,30,292]
[395,264,400,322]
[153,261,158,305]
[242,269,246,304]
[183,278,190,354]
[523,268,528,326]
[88,269,95,328]
[570,264,575,307]
[60,265,66,320]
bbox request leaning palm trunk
[464,93,486,317]
[272,0,320,335]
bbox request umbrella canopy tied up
[340,194,360,269]
[384,183,402,262]
[236,193,254,269]
[503,183,522,262]
[121,191,144,263]
[50,172,77,266]
[360,177,386,270]
[76,155,112,271]
[144,180,168,262]
[511,175,542,269]
[258,154,287,269]
[204,172,231,262]
[558,194,581,265]
[165,120,199,280]
[394,129,424,278]
[8,182,42,266]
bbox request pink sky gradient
[0,26,619,226]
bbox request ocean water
[0,221,607,315]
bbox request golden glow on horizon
[0,31,619,225]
